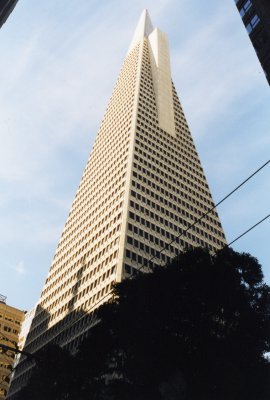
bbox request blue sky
[0,0,269,311]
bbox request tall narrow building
[234,0,270,85]
[8,10,226,398]
[0,0,19,29]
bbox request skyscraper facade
[235,0,270,85]
[8,10,226,398]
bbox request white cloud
[12,261,26,275]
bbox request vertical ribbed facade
[8,10,226,398]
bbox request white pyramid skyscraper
[9,10,226,398]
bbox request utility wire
[16,160,270,364]
[15,211,270,368]
[0,331,18,370]
[0,344,33,358]
[138,159,270,271]
[228,214,270,246]
[0,334,18,369]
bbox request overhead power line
[13,211,270,368]
[0,343,33,358]
[139,159,270,270]
[228,214,270,246]
[16,160,270,365]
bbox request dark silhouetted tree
[16,247,270,400]
[81,247,270,399]
[16,344,79,400]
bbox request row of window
[127,234,173,255]
[0,363,12,370]
[60,174,126,256]
[131,174,223,233]
[0,325,19,334]
[28,278,115,345]
[45,266,116,314]
[133,153,211,207]
[53,186,123,261]
[49,218,120,290]
[138,102,157,119]
[68,48,137,228]
[68,144,128,231]
[136,119,200,169]
[124,263,142,276]
[134,144,211,203]
[133,161,213,211]
[52,200,122,276]
[135,133,205,187]
[128,202,224,249]
[246,14,260,34]
[125,248,163,268]
[132,170,211,221]
[54,192,124,260]
[0,315,21,325]
[44,237,119,301]
[128,199,223,245]
[14,296,111,389]
[240,0,252,16]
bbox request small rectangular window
[246,23,252,33]
[251,14,260,27]
[246,13,260,34]
[244,0,252,11]
[125,264,131,274]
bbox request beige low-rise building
[0,296,24,400]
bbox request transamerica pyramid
[8,10,226,398]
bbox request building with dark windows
[8,10,226,398]
[0,0,18,29]
[0,295,24,400]
[235,0,270,85]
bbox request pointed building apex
[128,9,154,53]
[140,9,154,37]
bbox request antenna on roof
[0,294,7,304]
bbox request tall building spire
[130,10,175,134]
[128,9,154,53]
[8,11,226,399]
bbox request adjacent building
[12,306,37,375]
[0,296,24,400]
[235,0,270,84]
[8,10,226,398]
[0,0,18,29]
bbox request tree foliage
[16,344,79,399]
[16,247,270,400]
